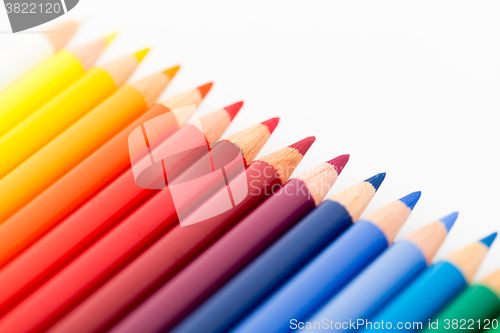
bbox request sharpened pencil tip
[163,66,180,79]
[439,212,458,232]
[224,102,244,121]
[289,136,315,156]
[327,154,349,175]
[480,232,497,248]
[365,172,386,191]
[399,191,421,210]
[104,32,118,46]
[261,118,280,134]
[134,48,150,62]
[197,83,213,99]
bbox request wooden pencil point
[363,195,416,244]
[481,269,500,296]
[170,106,196,127]
[446,237,494,283]
[43,20,79,51]
[404,220,450,263]
[328,175,384,221]
[159,86,208,110]
[100,53,142,88]
[222,121,274,164]
[129,70,173,108]
[194,108,235,143]
[295,161,341,205]
[259,138,313,184]
[70,36,109,70]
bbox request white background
[1,1,499,278]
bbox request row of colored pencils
[0,20,498,333]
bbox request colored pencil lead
[365,172,386,191]
[224,101,244,120]
[399,191,421,210]
[440,211,459,232]
[481,233,498,247]
[328,154,349,174]
[198,82,213,98]
[261,117,280,134]
[134,48,150,62]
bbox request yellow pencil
[0,67,178,222]
[0,33,115,138]
[0,48,148,180]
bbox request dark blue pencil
[232,191,421,333]
[170,173,386,333]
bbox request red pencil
[110,155,347,332]
[0,118,278,333]
[0,102,238,316]
[50,137,314,333]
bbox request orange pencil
[0,68,176,222]
[0,83,214,268]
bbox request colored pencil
[0,67,174,222]
[110,157,344,333]
[0,117,275,332]
[0,33,114,137]
[0,84,210,268]
[368,233,497,333]
[306,213,456,332]
[176,171,390,333]
[0,20,78,93]
[50,137,314,333]
[0,102,235,316]
[0,47,146,180]
[234,190,420,333]
[422,268,500,333]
